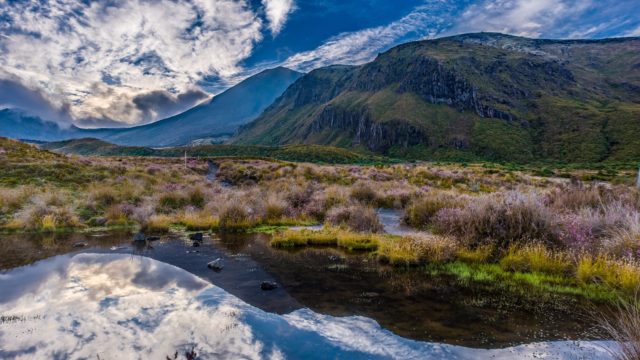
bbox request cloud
[447,0,639,39]
[0,0,264,125]
[282,3,452,72]
[262,0,295,36]
[132,89,210,124]
[0,77,73,126]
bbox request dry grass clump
[143,214,174,232]
[597,294,640,360]
[377,234,459,266]
[10,194,80,231]
[325,205,383,233]
[500,244,571,275]
[577,257,640,294]
[456,245,495,264]
[179,211,219,231]
[0,187,30,214]
[350,181,378,204]
[218,201,254,231]
[271,228,381,250]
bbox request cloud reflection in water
[0,254,612,359]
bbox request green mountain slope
[234,33,640,163]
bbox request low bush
[325,205,383,233]
[350,182,378,204]
[403,193,464,229]
[218,202,253,231]
[433,192,557,250]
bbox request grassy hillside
[41,138,388,164]
[234,33,640,164]
[0,137,112,186]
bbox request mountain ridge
[234,33,640,163]
[0,67,303,146]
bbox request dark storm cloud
[0,77,73,126]
[132,89,210,123]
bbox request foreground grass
[271,228,640,302]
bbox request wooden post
[184,150,187,170]
[637,165,640,189]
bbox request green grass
[42,138,391,165]
[431,261,618,302]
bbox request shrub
[218,202,252,231]
[158,192,188,211]
[264,196,287,221]
[326,205,383,233]
[350,182,378,204]
[403,193,464,229]
[433,192,557,250]
[105,203,135,225]
[187,187,206,209]
[87,185,119,209]
[0,187,29,214]
[286,184,314,209]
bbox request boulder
[189,233,203,241]
[133,233,146,242]
[207,258,224,272]
[260,281,278,291]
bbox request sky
[0,0,638,128]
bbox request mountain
[234,33,640,163]
[0,67,302,146]
[0,109,75,141]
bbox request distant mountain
[234,33,640,163]
[0,109,81,142]
[0,67,302,146]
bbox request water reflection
[0,254,613,359]
[0,231,607,348]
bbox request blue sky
[0,0,638,127]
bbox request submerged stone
[261,281,278,291]
[207,258,224,272]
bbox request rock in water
[189,233,203,241]
[146,236,160,241]
[73,242,88,248]
[207,258,223,272]
[133,233,146,242]
[260,281,278,291]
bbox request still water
[0,231,613,359]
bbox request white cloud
[623,25,640,37]
[0,0,263,125]
[262,0,295,36]
[282,3,450,72]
